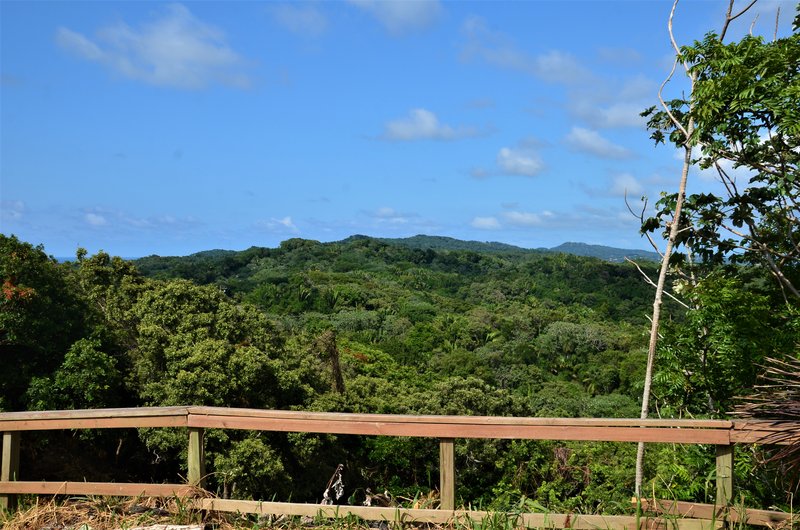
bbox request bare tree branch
[720,0,759,41]
[625,257,691,309]
[625,191,666,258]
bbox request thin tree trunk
[635,120,695,497]
[633,0,759,499]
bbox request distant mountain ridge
[365,234,537,254]
[126,234,659,263]
[548,242,659,263]
[366,235,659,262]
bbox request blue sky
[1,0,795,257]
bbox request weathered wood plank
[188,407,731,428]
[1,432,21,511]
[638,498,797,527]
[715,445,733,506]
[187,428,205,487]
[193,499,721,529]
[0,415,188,431]
[0,406,190,421]
[439,438,455,510]
[186,414,730,444]
[0,481,196,497]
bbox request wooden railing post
[716,444,734,507]
[439,438,455,510]
[188,427,206,488]
[1,431,21,511]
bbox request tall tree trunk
[634,0,756,496]
[635,139,692,496]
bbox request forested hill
[132,234,658,273]
[368,234,537,253]
[354,234,659,262]
[548,242,659,263]
[4,232,793,511]
[133,235,658,323]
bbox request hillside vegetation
[0,234,795,512]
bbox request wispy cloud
[56,4,250,90]
[367,206,419,224]
[497,146,544,176]
[79,207,202,232]
[382,108,480,141]
[348,0,441,35]
[471,139,545,178]
[85,212,108,227]
[571,101,648,129]
[503,210,554,227]
[610,173,644,197]
[461,16,590,84]
[568,76,653,129]
[271,4,328,37]
[256,216,299,233]
[471,216,501,230]
[565,127,632,159]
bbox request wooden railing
[1,406,797,529]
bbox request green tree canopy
[642,27,800,299]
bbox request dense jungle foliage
[1,233,797,512]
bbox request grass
[4,493,796,530]
[1,494,213,530]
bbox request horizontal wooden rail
[0,481,197,498]
[0,406,190,432]
[2,406,799,527]
[1,406,739,444]
[637,498,797,527]
[194,498,722,530]
[186,412,732,444]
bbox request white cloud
[56,4,250,90]
[610,173,644,197]
[277,216,297,230]
[534,50,589,84]
[272,5,328,36]
[382,108,478,141]
[565,127,632,159]
[568,75,654,129]
[497,146,544,177]
[57,28,104,61]
[461,16,590,85]
[369,207,418,224]
[503,210,554,227]
[85,213,108,226]
[471,216,501,230]
[348,0,441,35]
[574,102,647,129]
[257,216,299,233]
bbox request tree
[633,0,796,496]
[643,10,800,300]
[0,235,88,410]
